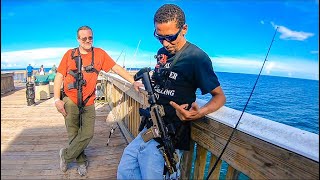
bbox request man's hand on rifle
[55,99,67,117]
[133,81,144,92]
[170,101,203,121]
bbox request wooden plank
[1,86,128,179]
[207,154,222,180]
[193,145,207,179]
[225,165,240,180]
[191,119,319,179]
[118,121,134,143]
[180,140,195,180]
[109,76,145,104]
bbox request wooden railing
[5,70,40,83]
[1,72,15,94]
[101,72,319,180]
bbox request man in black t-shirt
[117,4,226,180]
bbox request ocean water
[196,72,319,134]
[1,68,52,73]
[2,68,53,82]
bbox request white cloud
[260,20,265,25]
[1,47,71,69]
[2,47,318,80]
[0,47,154,69]
[265,62,275,74]
[211,55,319,80]
[271,22,314,41]
[310,50,319,54]
[212,56,263,69]
[267,56,318,72]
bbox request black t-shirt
[152,41,220,150]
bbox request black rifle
[71,55,86,127]
[134,67,178,174]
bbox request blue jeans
[117,128,183,180]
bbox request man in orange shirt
[53,25,142,176]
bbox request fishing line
[206,27,278,180]
[116,49,125,63]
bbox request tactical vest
[67,47,99,107]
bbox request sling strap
[67,47,98,107]
[70,47,99,75]
[168,41,190,71]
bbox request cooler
[34,75,50,100]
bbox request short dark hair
[77,26,92,38]
[154,4,185,29]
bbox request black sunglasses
[154,27,182,42]
[80,36,93,42]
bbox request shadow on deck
[1,84,127,179]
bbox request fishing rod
[206,27,278,180]
[123,51,126,68]
[133,40,141,61]
[116,49,125,63]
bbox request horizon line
[1,68,318,81]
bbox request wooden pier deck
[1,83,127,179]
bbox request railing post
[100,72,319,180]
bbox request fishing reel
[155,53,168,65]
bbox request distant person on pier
[53,25,142,177]
[51,64,57,73]
[26,64,34,82]
[117,4,226,180]
[39,65,45,75]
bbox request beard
[81,43,92,51]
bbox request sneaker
[77,161,89,176]
[59,148,68,172]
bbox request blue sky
[1,0,319,80]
